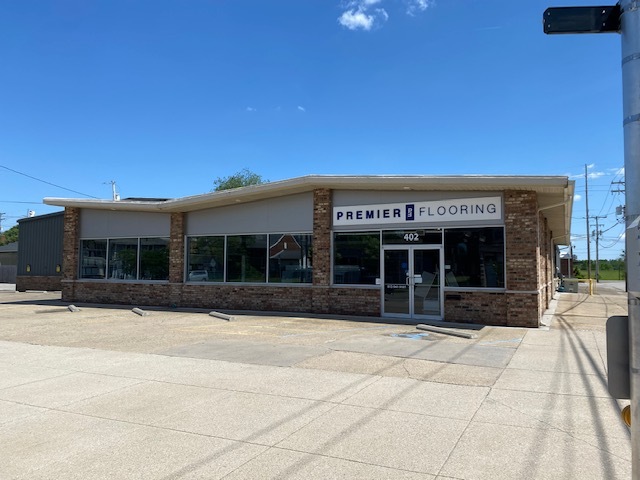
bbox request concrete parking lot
[0,283,632,479]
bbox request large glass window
[80,237,169,281]
[227,235,267,282]
[80,239,107,279]
[140,238,169,280]
[269,234,313,283]
[444,227,505,288]
[108,238,138,279]
[333,232,380,285]
[187,236,225,282]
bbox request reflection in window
[187,236,225,282]
[444,227,504,288]
[227,235,267,282]
[333,232,380,285]
[268,234,312,283]
[80,239,107,279]
[108,238,138,279]
[140,238,169,280]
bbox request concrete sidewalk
[0,288,632,479]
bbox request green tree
[212,169,266,191]
[0,225,18,246]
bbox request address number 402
[403,233,420,242]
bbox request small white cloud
[586,163,596,170]
[297,105,306,112]
[338,0,389,30]
[338,9,376,30]
[573,194,582,202]
[246,107,256,112]
[406,0,432,16]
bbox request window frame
[78,236,170,282]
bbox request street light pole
[621,1,640,474]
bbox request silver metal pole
[621,1,640,475]
[586,164,592,281]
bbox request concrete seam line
[209,311,233,321]
[416,324,477,339]
[132,307,149,316]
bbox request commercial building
[44,175,574,327]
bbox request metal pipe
[620,1,640,475]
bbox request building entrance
[382,246,443,320]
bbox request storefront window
[108,238,138,279]
[187,236,225,282]
[444,227,504,288]
[140,238,170,280]
[333,232,380,285]
[227,235,267,282]
[268,234,312,283]
[80,239,107,279]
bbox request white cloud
[246,107,256,112]
[573,194,582,202]
[297,105,306,112]
[337,0,390,30]
[406,0,433,16]
[338,9,377,30]
[338,0,432,30]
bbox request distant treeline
[572,259,625,280]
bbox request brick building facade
[44,175,574,327]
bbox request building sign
[333,196,502,226]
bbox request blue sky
[0,0,627,260]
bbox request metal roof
[44,174,574,244]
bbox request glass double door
[383,246,443,319]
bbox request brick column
[61,207,80,302]
[313,188,332,286]
[62,207,80,280]
[505,191,538,290]
[312,188,332,313]
[169,212,185,284]
[504,191,539,327]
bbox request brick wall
[444,291,508,326]
[16,275,62,292]
[64,281,382,317]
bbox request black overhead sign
[543,5,621,34]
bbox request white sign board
[333,196,502,226]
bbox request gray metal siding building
[16,211,64,291]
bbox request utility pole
[544,2,640,474]
[0,212,5,233]
[105,180,120,201]
[586,164,592,281]
[593,215,605,282]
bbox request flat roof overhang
[44,174,575,245]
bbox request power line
[0,164,98,198]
